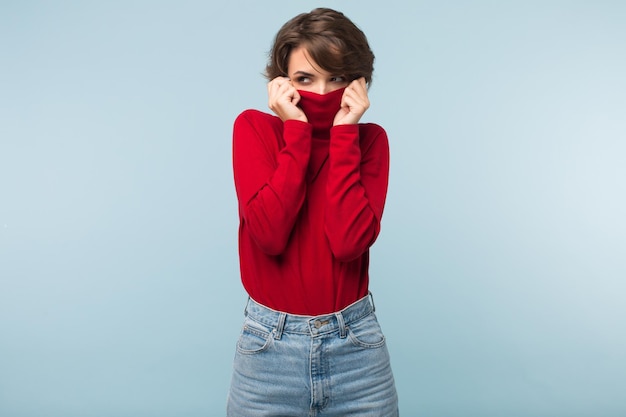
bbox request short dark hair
[265,8,375,85]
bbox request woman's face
[287,46,349,95]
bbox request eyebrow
[292,70,316,77]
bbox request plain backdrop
[1,1,625,416]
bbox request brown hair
[265,8,375,85]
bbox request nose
[315,82,331,95]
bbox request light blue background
[1,1,625,416]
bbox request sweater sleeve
[324,124,390,261]
[233,111,312,255]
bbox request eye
[295,76,312,84]
[330,76,346,83]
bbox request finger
[267,78,282,99]
[348,77,368,96]
[342,86,360,106]
[279,83,298,104]
[342,88,365,108]
[349,81,370,105]
[271,76,290,84]
[341,89,369,116]
[291,89,301,106]
[268,79,293,104]
[268,76,290,95]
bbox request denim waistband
[244,293,376,338]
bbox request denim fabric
[227,293,399,416]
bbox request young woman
[228,8,398,416]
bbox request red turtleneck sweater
[232,88,389,315]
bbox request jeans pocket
[347,314,386,349]
[236,318,274,355]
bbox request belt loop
[274,313,287,340]
[244,296,251,317]
[368,291,376,312]
[335,313,347,339]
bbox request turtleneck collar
[297,87,345,138]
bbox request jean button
[314,320,322,329]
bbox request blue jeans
[227,293,399,416]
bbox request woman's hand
[267,77,307,123]
[333,77,370,126]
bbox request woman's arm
[233,111,312,255]
[324,124,390,261]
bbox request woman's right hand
[267,77,307,123]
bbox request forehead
[288,46,329,76]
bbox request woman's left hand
[333,77,370,126]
